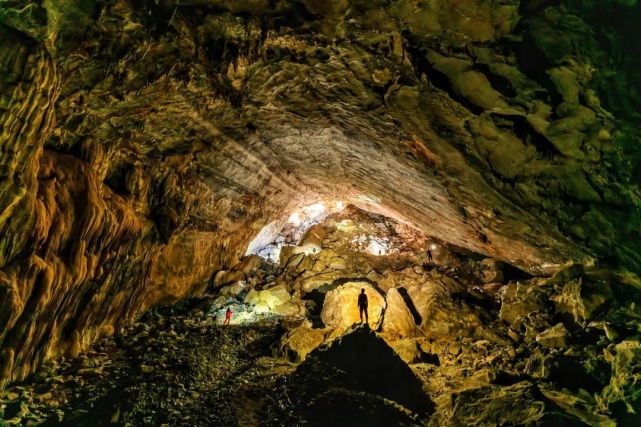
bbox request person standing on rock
[427,248,434,264]
[358,289,368,324]
[223,307,232,326]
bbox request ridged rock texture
[1,0,640,386]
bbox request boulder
[282,322,326,361]
[326,257,347,270]
[244,284,292,313]
[480,258,505,283]
[213,270,228,287]
[535,323,569,348]
[233,255,263,274]
[299,223,327,247]
[219,281,247,298]
[382,288,419,338]
[433,382,546,426]
[551,278,612,325]
[300,272,342,293]
[320,282,386,330]
[279,245,297,265]
[599,340,641,414]
[401,276,480,340]
[271,298,306,317]
[214,270,245,288]
[387,339,422,364]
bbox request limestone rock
[499,281,548,326]
[282,323,326,362]
[480,258,505,283]
[244,285,291,313]
[382,288,419,338]
[535,323,569,349]
[551,278,612,325]
[320,282,386,330]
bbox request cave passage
[3,202,628,426]
[2,0,641,425]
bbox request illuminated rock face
[1,0,641,386]
[321,282,386,330]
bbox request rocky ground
[3,207,641,426]
[2,268,641,426]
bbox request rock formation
[1,0,641,424]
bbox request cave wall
[1,0,640,385]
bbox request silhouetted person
[223,308,232,326]
[358,288,368,324]
[427,248,433,263]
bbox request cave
[1,0,641,425]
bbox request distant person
[223,308,232,326]
[357,289,368,324]
[427,248,433,263]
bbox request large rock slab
[499,281,548,326]
[244,284,292,313]
[382,287,419,338]
[281,322,326,361]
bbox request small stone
[474,340,490,350]
[507,329,519,341]
[140,364,154,374]
[76,368,101,376]
[36,392,52,402]
[4,391,19,400]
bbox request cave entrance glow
[245,200,347,263]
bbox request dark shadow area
[302,289,326,328]
[264,326,434,426]
[304,388,419,427]
[416,350,440,366]
[491,371,530,386]
[397,287,423,325]
[502,262,535,282]
[548,355,606,394]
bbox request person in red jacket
[223,307,232,326]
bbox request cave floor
[1,298,439,427]
[0,299,292,426]
[0,293,619,427]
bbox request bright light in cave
[430,244,437,250]
[367,238,389,256]
[248,201,344,263]
[288,212,302,226]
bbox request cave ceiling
[1,0,640,385]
